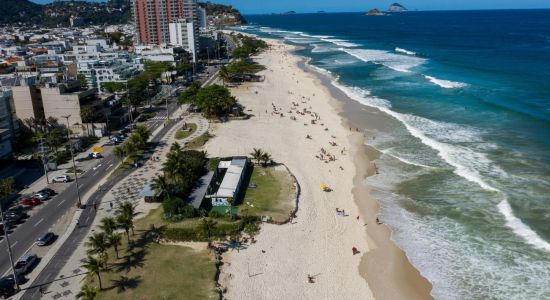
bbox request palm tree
[113,146,126,161]
[0,177,15,200]
[128,133,145,150]
[123,142,138,159]
[116,214,132,243]
[199,218,218,245]
[76,284,99,300]
[81,255,108,290]
[107,233,123,259]
[85,232,109,259]
[219,65,230,86]
[261,152,272,166]
[100,217,117,235]
[134,125,150,142]
[151,174,170,200]
[80,107,95,136]
[250,148,264,165]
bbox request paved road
[19,116,179,300]
[0,113,168,277]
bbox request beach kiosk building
[207,157,248,207]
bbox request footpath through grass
[186,132,212,150]
[175,123,197,140]
[241,165,295,222]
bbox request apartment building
[131,0,199,46]
[0,87,18,159]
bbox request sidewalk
[16,109,209,299]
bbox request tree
[113,146,126,161]
[178,81,201,105]
[244,221,260,242]
[81,255,108,290]
[80,107,95,136]
[199,218,218,244]
[107,233,123,259]
[77,74,88,90]
[85,232,109,259]
[261,152,272,166]
[250,148,264,165]
[134,125,150,142]
[0,177,15,203]
[151,174,170,200]
[128,133,145,149]
[219,66,229,86]
[116,214,132,243]
[76,284,99,300]
[194,84,237,117]
[100,217,117,235]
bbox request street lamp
[0,205,20,291]
[61,115,82,208]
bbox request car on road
[33,192,49,201]
[38,188,55,197]
[0,276,16,298]
[90,152,103,159]
[21,196,40,206]
[14,254,38,275]
[52,175,70,183]
[36,232,55,246]
[110,135,123,143]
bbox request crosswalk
[149,115,168,120]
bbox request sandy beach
[205,37,432,299]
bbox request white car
[91,152,103,159]
[52,175,70,183]
[33,192,49,201]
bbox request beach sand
[204,38,432,299]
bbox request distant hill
[0,0,43,25]
[366,9,386,16]
[388,3,408,12]
[1,0,245,27]
[199,2,247,25]
[0,0,130,27]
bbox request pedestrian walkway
[20,113,209,299]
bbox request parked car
[0,276,16,298]
[33,192,49,201]
[14,254,38,275]
[36,232,55,246]
[22,197,40,206]
[52,175,70,183]
[5,212,26,224]
[38,188,55,197]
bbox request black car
[38,188,55,197]
[36,232,55,246]
[0,276,16,298]
[5,212,25,224]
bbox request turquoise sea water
[237,10,550,300]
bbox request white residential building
[169,19,198,62]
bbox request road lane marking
[57,199,66,207]
[106,163,114,170]
[34,218,44,227]
[11,241,17,247]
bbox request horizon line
[243,7,550,15]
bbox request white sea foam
[331,79,550,253]
[498,200,550,251]
[311,44,335,53]
[424,75,468,89]
[395,47,417,56]
[340,48,426,73]
[380,149,436,169]
[321,38,360,48]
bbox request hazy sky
[30,0,550,14]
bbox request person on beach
[376,217,382,225]
[352,247,359,255]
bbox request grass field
[240,165,295,222]
[186,132,212,150]
[90,210,219,299]
[175,123,197,140]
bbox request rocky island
[388,3,408,12]
[366,8,386,16]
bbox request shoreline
[209,35,431,299]
[297,58,433,299]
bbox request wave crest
[424,75,468,89]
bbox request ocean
[235,10,550,300]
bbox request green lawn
[91,209,219,300]
[240,166,295,222]
[186,132,211,150]
[175,123,197,140]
